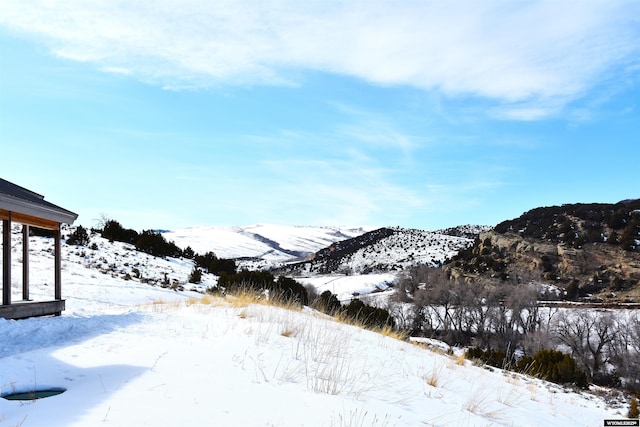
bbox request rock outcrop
[447,200,640,302]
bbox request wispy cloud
[331,104,422,155]
[2,0,638,119]
[259,155,423,226]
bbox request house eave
[0,194,78,225]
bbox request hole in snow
[2,388,66,401]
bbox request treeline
[97,220,239,275]
[395,264,640,392]
[65,219,240,283]
[494,200,640,251]
[101,219,183,258]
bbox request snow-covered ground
[163,224,373,262]
[298,273,397,303]
[337,228,473,272]
[0,227,633,426]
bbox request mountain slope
[163,224,487,274]
[163,224,373,265]
[279,226,484,276]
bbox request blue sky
[1,1,639,231]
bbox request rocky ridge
[447,201,640,302]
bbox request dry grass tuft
[426,375,438,388]
[196,294,220,305]
[280,328,296,338]
[455,353,466,366]
[183,294,225,307]
[330,408,396,427]
[224,286,303,312]
[376,324,408,341]
[141,295,228,311]
[424,363,444,388]
[463,387,490,414]
[332,312,407,342]
[227,288,263,308]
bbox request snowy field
[163,225,373,262]
[0,228,633,426]
[297,274,397,303]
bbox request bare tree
[457,280,489,347]
[508,283,541,335]
[521,306,559,355]
[555,309,616,382]
[609,312,640,391]
[485,291,519,355]
[385,300,412,331]
[396,264,431,298]
[414,276,455,336]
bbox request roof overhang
[0,193,78,229]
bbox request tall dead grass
[224,285,304,312]
[332,311,408,341]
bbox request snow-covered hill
[163,224,486,274]
[163,224,373,268]
[281,227,477,276]
[0,227,631,426]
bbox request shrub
[314,290,342,315]
[342,299,395,330]
[194,251,237,276]
[629,396,639,419]
[466,347,508,369]
[183,246,195,259]
[273,287,397,334]
[195,251,217,269]
[189,267,202,284]
[66,225,90,246]
[210,258,237,276]
[101,219,138,244]
[214,270,308,306]
[217,270,274,290]
[516,349,588,389]
[30,227,55,238]
[274,276,309,306]
[135,230,182,258]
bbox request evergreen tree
[135,230,182,258]
[183,246,195,259]
[275,276,308,305]
[101,219,138,244]
[517,349,588,388]
[315,290,342,315]
[620,219,639,251]
[189,267,202,284]
[66,225,90,246]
